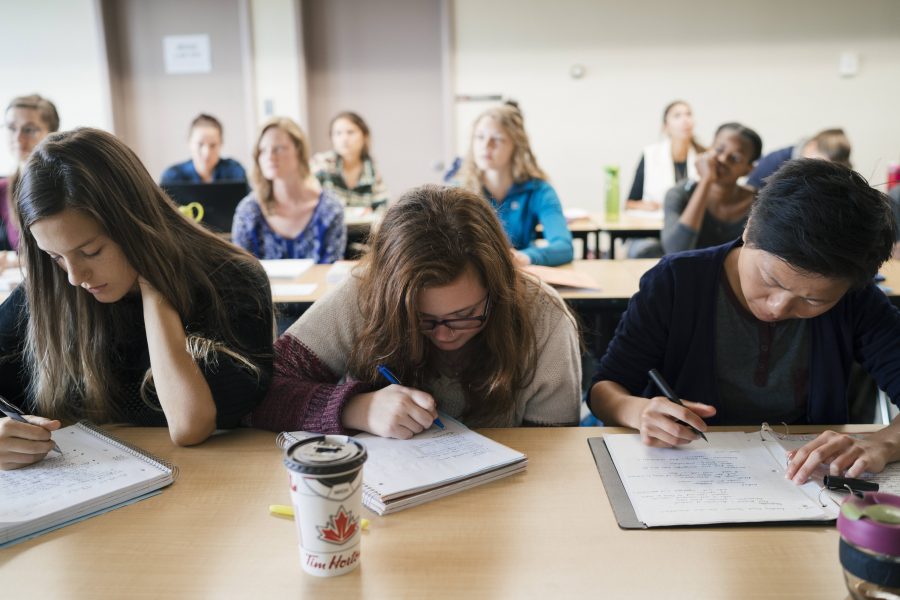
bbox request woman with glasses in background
[248,185,582,438]
[2,95,59,254]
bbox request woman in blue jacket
[456,105,573,267]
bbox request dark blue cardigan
[594,240,900,424]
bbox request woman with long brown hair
[0,128,274,469]
[456,104,573,267]
[249,185,581,437]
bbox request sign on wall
[162,34,212,74]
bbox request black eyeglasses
[418,296,490,332]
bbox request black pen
[0,394,63,455]
[647,369,709,443]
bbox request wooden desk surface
[270,260,658,304]
[2,425,861,599]
[590,212,663,232]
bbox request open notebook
[278,415,527,515]
[0,421,178,547]
[589,427,900,529]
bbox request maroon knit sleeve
[247,333,371,433]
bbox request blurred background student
[232,116,345,262]
[160,114,247,185]
[310,111,389,212]
[661,122,762,255]
[627,100,705,214]
[456,104,573,267]
[2,94,59,252]
[747,128,851,190]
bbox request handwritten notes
[604,433,831,526]
[0,423,174,546]
[357,416,524,499]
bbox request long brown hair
[250,116,311,216]
[457,105,547,196]
[348,185,566,426]
[13,128,269,422]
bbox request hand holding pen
[377,365,445,430]
[0,394,63,470]
[640,369,715,446]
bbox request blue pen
[376,364,445,430]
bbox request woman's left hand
[785,430,896,483]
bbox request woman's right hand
[0,415,61,470]
[637,396,716,447]
[695,150,719,183]
[343,385,439,439]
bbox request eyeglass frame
[418,295,491,332]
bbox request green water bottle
[604,165,620,222]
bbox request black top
[627,155,689,201]
[0,260,274,428]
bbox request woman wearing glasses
[2,95,59,252]
[248,185,581,438]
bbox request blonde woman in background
[457,104,573,267]
[2,94,59,252]
[232,116,346,262]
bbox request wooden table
[590,212,663,259]
[1,426,858,599]
[270,259,657,306]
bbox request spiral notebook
[277,415,527,515]
[589,427,900,529]
[0,421,178,547]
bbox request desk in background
[2,425,858,599]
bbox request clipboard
[587,437,646,529]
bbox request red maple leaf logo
[317,505,359,545]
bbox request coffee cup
[283,435,368,577]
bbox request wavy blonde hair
[13,128,269,422]
[250,116,311,215]
[347,185,574,426]
[457,105,547,195]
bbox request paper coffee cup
[283,435,367,577]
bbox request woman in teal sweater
[457,105,573,266]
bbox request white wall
[0,0,112,176]
[454,0,900,210]
[250,0,306,128]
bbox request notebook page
[604,432,831,526]
[0,424,170,524]
[355,416,525,499]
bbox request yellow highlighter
[268,505,369,530]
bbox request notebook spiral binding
[76,420,179,480]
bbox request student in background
[310,111,389,211]
[747,128,851,190]
[627,100,705,213]
[160,114,247,185]
[456,105,573,267]
[591,159,900,480]
[661,122,762,255]
[2,94,60,252]
[0,129,273,469]
[248,185,581,437]
[232,117,346,262]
